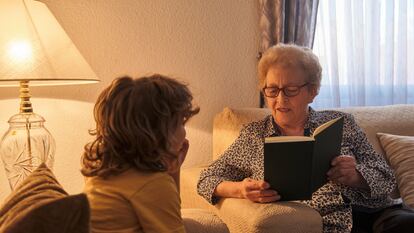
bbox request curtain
[312,0,414,108]
[259,0,319,107]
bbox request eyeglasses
[262,83,309,98]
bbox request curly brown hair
[81,74,199,178]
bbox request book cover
[264,116,344,201]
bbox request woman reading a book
[197,44,414,232]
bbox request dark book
[264,116,344,201]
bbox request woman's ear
[308,86,318,103]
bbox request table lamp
[0,0,99,190]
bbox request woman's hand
[239,178,280,203]
[327,155,369,190]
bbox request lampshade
[0,0,99,190]
[0,0,99,86]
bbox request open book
[264,116,344,201]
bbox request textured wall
[0,0,260,200]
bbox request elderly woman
[197,44,414,232]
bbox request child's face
[166,118,188,173]
[170,118,186,153]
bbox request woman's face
[264,65,316,127]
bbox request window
[312,0,414,108]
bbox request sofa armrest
[216,198,322,233]
[181,166,215,210]
[181,166,322,233]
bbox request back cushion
[339,105,414,156]
[377,133,414,208]
[213,107,271,161]
[213,105,414,161]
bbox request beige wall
[0,0,260,200]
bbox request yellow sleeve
[131,173,186,233]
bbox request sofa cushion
[215,198,322,233]
[377,133,414,209]
[0,163,90,233]
[339,105,414,156]
[213,107,271,160]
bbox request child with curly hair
[82,74,199,233]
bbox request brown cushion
[0,163,90,233]
[377,133,414,209]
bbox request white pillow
[377,133,414,209]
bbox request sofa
[180,104,414,233]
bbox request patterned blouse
[197,107,399,233]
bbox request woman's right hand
[239,178,280,203]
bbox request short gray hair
[258,43,322,93]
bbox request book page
[265,136,314,143]
[313,117,342,137]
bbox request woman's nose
[276,91,288,102]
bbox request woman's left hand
[327,155,369,190]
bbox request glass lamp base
[0,112,55,190]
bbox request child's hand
[177,139,189,167]
[166,138,189,175]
